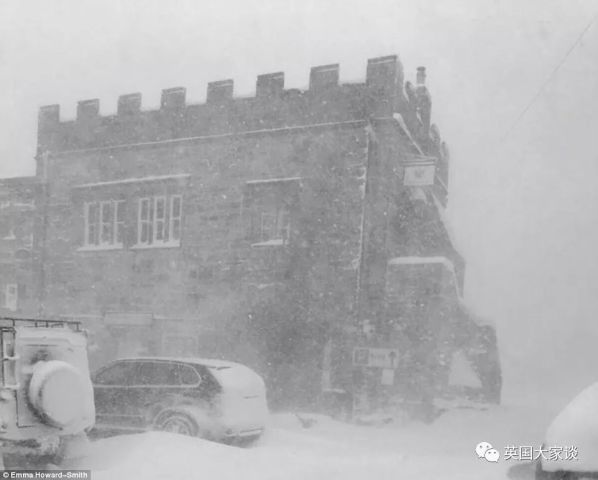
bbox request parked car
[0,317,95,466]
[536,382,598,479]
[92,357,268,443]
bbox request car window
[138,362,173,385]
[94,362,138,385]
[137,361,196,386]
[174,364,201,385]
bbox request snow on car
[536,382,598,479]
[92,357,268,443]
[0,317,95,466]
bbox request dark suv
[92,357,268,442]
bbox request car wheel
[158,413,199,437]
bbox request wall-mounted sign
[353,347,399,369]
[403,164,436,186]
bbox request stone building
[0,176,40,316]
[32,55,499,409]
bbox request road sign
[353,347,399,369]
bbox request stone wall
[33,55,465,408]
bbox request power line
[500,12,598,142]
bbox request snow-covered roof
[73,174,191,189]
[388,255,462,301]
[431,193,462,253]
[392,113,424,155]
[387,257,495,328]
[458,298,496,327]
[407,186,429,202]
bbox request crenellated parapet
[37,55,444,157]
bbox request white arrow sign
[353,347,399,369]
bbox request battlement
[37,55,435,153]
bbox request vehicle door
[93,360,141,429]
[136,360,203,425]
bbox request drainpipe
[354,123,375,331]
[36,151,49,318]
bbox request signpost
[353,347,399,369]
[352,347,400,414]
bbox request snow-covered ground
[60,404,560,480]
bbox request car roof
[112,356,240,369]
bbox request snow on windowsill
[248,282,283,290]
[131,241,181,250]
[458,298,496,328]
[251,239,286,247]
[387,255,455,270]
[245,177,301,185]
[73,174,191,189]
[77,244,124,252]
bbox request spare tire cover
[28,360,87,428]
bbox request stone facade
[29,55,498,409]
[0,176,40,317]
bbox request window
[2,284,17,311]
[136,195,183,247]
[153,196,166,242]
[259,205,290,244]
[100,201,113,244]
[23,233,33,249]
[138,361,187,386]
[115,201,125,245]
[85,202,99,246]
[174,364,201,385]
[170,195,182,242]
[94,361,139,385]
[138,362,172,385]
[137,361,200,386]
[244,178,299,247]
[1,226,16,240]
[84,200,125,248]
[138,197,152,244]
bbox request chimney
[309,64,339,92]
[416,66,426,86]
[76,99,99,120]
[415,67,431,134]
[118,93,142,115]
[256,72,284,99]
[161,87,186,109]
[207,80,234,104]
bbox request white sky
[1,0,597,407]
